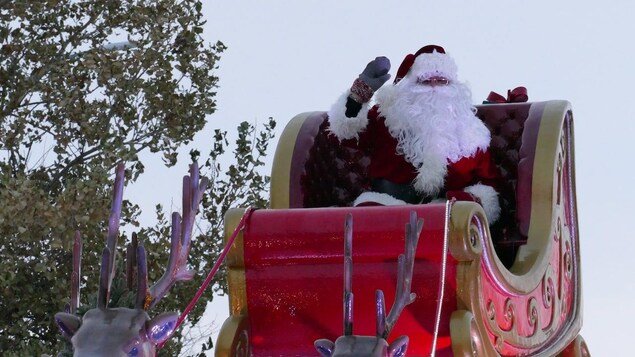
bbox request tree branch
[0,12,101,120]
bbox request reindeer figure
[54,162,208,356]
[314,211,422,357]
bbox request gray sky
[128,1,634,355]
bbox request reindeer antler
[96,163,126,309]
[123,231,149,310]
[376,211,422,339]
[135,244,148,310]
[125,232,138,291]
[146,162,209,309]
[94,162,208,311]
[106,164,125,291]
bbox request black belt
[371,178,428,204]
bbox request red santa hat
[394,45,458,83]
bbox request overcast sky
[128,1,634,355]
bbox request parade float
[213,45,589,356]
[214,98,588,356]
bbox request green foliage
[0,0,226,180]
[140,118,275,356]
[0,0,275,355]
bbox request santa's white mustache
[397,80,460,100]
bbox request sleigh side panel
[217,205,459,356]
[450,101,585,356]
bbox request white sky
[127,1,635,355]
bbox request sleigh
[215,100,589,356]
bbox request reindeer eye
[124,338,142,357]
[128,346,139,357]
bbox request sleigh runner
[215,100,588,356]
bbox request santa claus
[327,45,502,223]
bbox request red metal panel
[241,205,457,356]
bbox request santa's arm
[469,149,502,223]
[449,149,502,223]
[328,57,391,141]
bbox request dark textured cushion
[477,103,531,266]
[301,119,370,207]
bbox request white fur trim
[411,158,447,196]
[327,91,370,140]
[411,52,458,81]
[464,183,500,223]
[353,191,406,206]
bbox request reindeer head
[54,162,208,356]
[314,212,422,357]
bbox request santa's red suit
[327,45,502,223]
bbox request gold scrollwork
[503,298,516,332]
[527,297,539,336]
[541,264,559,336]
[485,298,515,333]
[468,215,485,255]
[564,240,573,279]
[487,300,496,321]
[543,271,555,309]
[557,145,565,172]
[449,203,485,262]
[557,128,567,181]
[559,129,567,162]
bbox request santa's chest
[444,156,480,189]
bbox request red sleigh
[215,101,589,356]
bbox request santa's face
[378,68,478,158]
[384,63,470,117]
[399,51,461,97]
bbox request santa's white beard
[374,78,491,195]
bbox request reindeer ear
[314,339,335,357]
[388,335,409,357]
[54,312,81,340]
[146,312,179,344]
